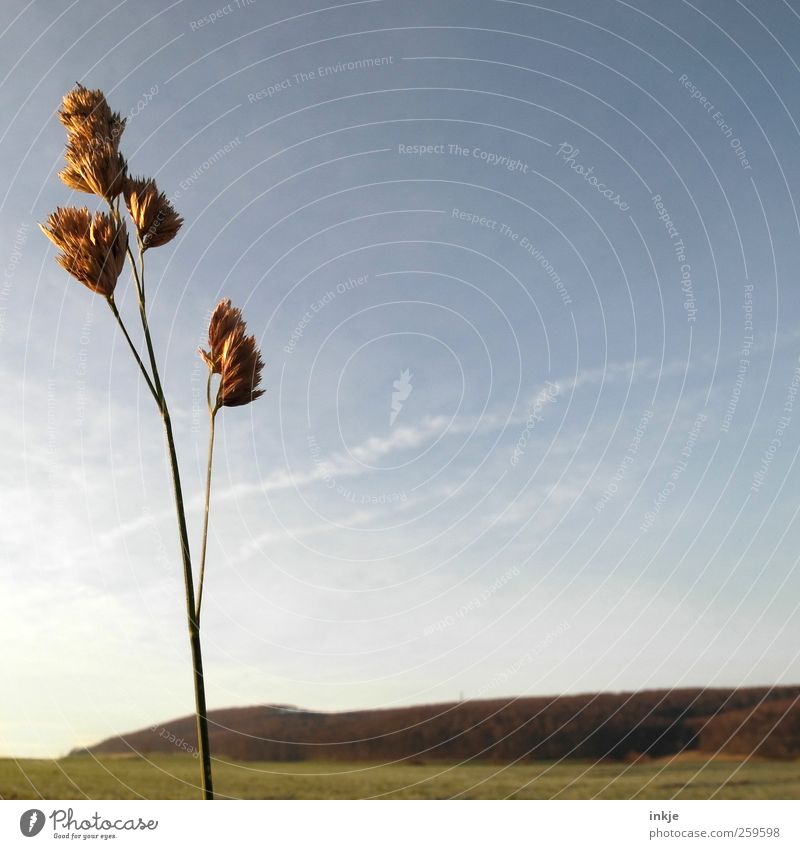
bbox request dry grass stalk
[40,83,266,800]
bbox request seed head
[217,325,266,408]
[58,84,125,148]
[200,298,242,373]
[123,177,183,250]
[59,138,127,200]
[199,299,265,408]
[57,85,127,200]
[40,206,128,297]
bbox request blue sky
[2,0,800,757]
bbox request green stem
[121,240,214,799]
[105,295,158,403]
[196,371,219,622]
[160,401,215,800]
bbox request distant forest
[78,687,800,763]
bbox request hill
[75,686,800,763]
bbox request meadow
[1,755,797,800]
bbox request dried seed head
[40,206,128,298]
[57,86,127,200]
[123,177,183,250]
[199,298,265,408]
[200,298,242,373]
[217,325,266,408]
[59,84,125,148]
[60,137,127,200]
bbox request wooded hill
[76,687,800,762]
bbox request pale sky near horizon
[2,0,800,757]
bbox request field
[1,755,798,800]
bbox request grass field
[1,755,798,799]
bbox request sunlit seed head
[199,299,265,408]
[40,207,128,298]
[123,176,183,250]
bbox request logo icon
[390,369,413,426]
[19,809,45,837]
